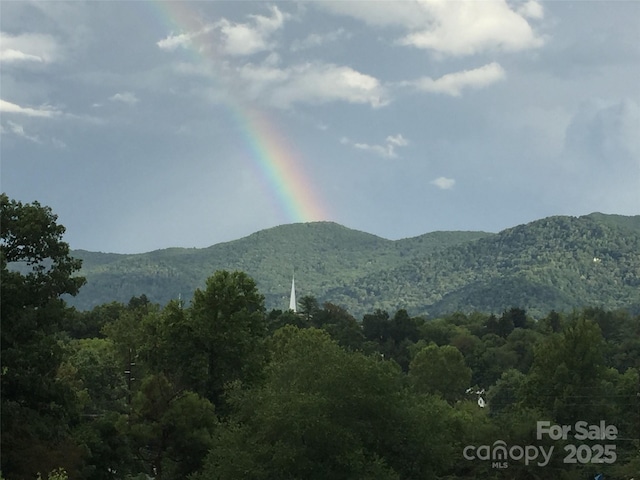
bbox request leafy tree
[127,374,217,480]
[66,301,127,339]
[187,271,267,406]
[487,368,527,417]
[313,302,364,350]
[418,317,460,346]
[137,300,203,392]
[362,309,391,343]
[1,194,86,478]
[298,295,319,322]
[61,336,136,479]
[536,309,563,333]
[503,328,541,373]
[485,313,514,338]
[501,307,530,329]
[523,314,609,423]
[409,344,471,403]
[266,309,308,333]
[389,309,419,343]
[197,326,458,480]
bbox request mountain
[66,214,640,318]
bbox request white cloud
[1,120,65,147]
[157,6,288,57]
[342,133,409,158]
[1,49,43,63]
[110,92,139,105]
[387,134,408,147]
[431,176,456,189]
[398,1,544,55]
[315,0,544,56]
[0,98,61,118]
[270,63,388,108]
[219,6,288,56]
[404,62,506,96]
[5,121,41,143]
[518,0,544,20]
[157,31,201,51]
[0,32,61,63]
[233,61,388,108]
[157,8,382,109]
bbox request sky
[1,0,639,254]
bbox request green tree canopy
[409,344,472,403]
[1,194,86,478]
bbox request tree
[266,309,308,333]
[409,344,472,403]
[389,309,419,344]
[127,374,217,480]
[298,295,319,322]
[196,326,457,480]
[187,271,267,406]
[362,309,391,343]
[501,307,529,329]
[523,314,609,423]
[1,194,86,478]
[313,302,364,350]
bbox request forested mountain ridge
[67,213,640,317]
[69,222,491,312]
[332,213,640,317]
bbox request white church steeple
[289,275,297,312]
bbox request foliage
[36,469,68,480]
[67,214,640,318]
[1,194,86,479]
[3,195,639,480]
[68,223,494,316]
[409,344,472,402]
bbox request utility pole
[125,347,136,406]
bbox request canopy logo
[463,420,618,469]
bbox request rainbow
[149,1,329,223]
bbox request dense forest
[1,194,639,480]
[67,214,640,318]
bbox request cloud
[290,29,351,52]
[403,62,506,96]
[518,0,544,20]
[387,134,408,147]
[398,1,544,55]
[0,98,61,118]
[1,120,66,147]
[157,6,288,57]
[273,63,388,108]
[315,0,544,56]
[157,30,204,51]
[157,8,382,109]
[219,5,289,56]
[5,121,41,143]
[110,92,139,105]
[233,61,388,108]
[342,134,409,158]
[0,32,61,64]
[431,177,456,189]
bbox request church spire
[289,275,297,312]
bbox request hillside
[68,223,491,312]
[329,214,640,317]
[67,214,640,317]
